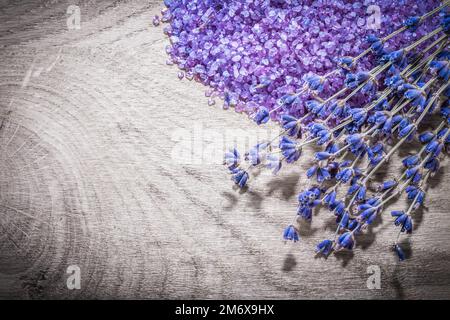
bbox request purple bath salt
[160,0,442,121]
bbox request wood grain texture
[0,0,450,300]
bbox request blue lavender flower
[391,211,413,233]
[224,148,240,170]
[303,73,325,92]
[277,94,298,109]
[368,111,388,126]
[388,49,405,65]
[367,197,381,206]
[367,154,382,167]
[298,186,322,204]
[336,167,356,183]
[381,118,395,136]
[283,225,299,242]
[344,73,357,89]
[394,244,406,261]
[306,165,317,178]
[358,203,372,211]
[385,74,404,89]
[306,99,325,115]
[281,114,301,138]
[370,142,383,155]
[337,56,354,71]
[331,101,345,118]
[414,190,426,210]
[367,35,384,56]
[404,87,426,108]
[429,60,450,80]
[365,212,377,225]
[366,34,379,44]
[399,117,410,131]
[307,165,331,183]
[426,139,440,154]
[346,132,367,154]
[327,99,339,114]
[325,142,340,154]
[359,206,376,219]
[297,187,323,219]
[399,123,416,139]
[232,169,249,189]
[348,182,367,202]
[367,143,384,166]
[403,16,421,30]
[377,180,397,192]
[441,104,450,120]
[334,201,346,217]
[382,115,403,136]
[347,219,358,230]
[402,155,419,168]
[347,182,360,196]
[348,108,368,127]
[266,153,282,174]
[419,131,435,143]
[406,165,422,184]
[323,190,337,209]
[345,71,370,89]
[356,71,370,83]
[279,136,301,163]
[437,50,450,60]
[357,185,367,201]
[441,12,450,33]
[424,157,440,172]
[250,78,271,93]
[405,185,419,200]
[315,151,333,161]
[317,129,332,145]
[339,211,350,228]
[297,205,315,220]
[253,107,270,125]
[433,143,444,157]
[397,83,416,93]
[316,239,333,256]
[346,133,362,146]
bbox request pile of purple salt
[158,0,441,121]
[222,3,450,260]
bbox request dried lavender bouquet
[159,0,450,260]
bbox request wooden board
[0,0,449,299]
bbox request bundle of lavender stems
[159,1,450,260]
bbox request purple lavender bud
[337,232,354,250]
[394,244,406,261]
[283,225,299,242]
[253,107,270,125]
[224,148,240,170]
[403,16,421,30]
[232,169,249,189]
[419,131,435,143]
[279,136,302,163]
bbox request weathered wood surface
[0,0,450,300]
